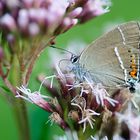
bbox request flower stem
[0,87,30,140]
[23,36,55,85]
[14,98,30,140]
[9,54,30,140]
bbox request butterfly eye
[71,55,79,63]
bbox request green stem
[9,55,30,140]
[23,36,55,84]
[0,86,30,140]
[14,99,30,140]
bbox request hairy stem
[24,36,55,85]
[9,54,30,140]
[15,99,30,140]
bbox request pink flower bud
[28,22,40,36]
[48,0,68,18]
[63,18,78,32]
[29,8,47,26]
[28,8,38,21]
[0,14,17,31]
[7,34,15,47]
[18,9,29,30]
[80,0,111,23]
[5,0,20,9]
[36,9,47,25]
[22,0,33,8]
[68,7,83,18]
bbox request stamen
[38,75,56,92]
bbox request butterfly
[70,21,140,92]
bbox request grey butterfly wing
[79,21,140,87]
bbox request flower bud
[18,9,29,30]
[7,34,15,51]
[68,7,83,18]
[0,14,17,31]
[80,0,111,23]
[49,112,68,129]
[22,0,33,8]
[68,110,79,121]
[28,8,38,21]
[5,0,20,9]
[35,9,47,26]
[62,17,78,33]
[28,22,40,36]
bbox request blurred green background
[0,0,140,140]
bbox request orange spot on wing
[130,55,137,78]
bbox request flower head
[0,0,111,39]
[16,85,53,112]
[92,83,118,106]
[78,108,100,133]
[71,95,100,132]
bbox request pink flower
[0,0,111,38]
[92,83,118,106]
[16,85,53,112]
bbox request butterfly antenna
[50,45,77,56]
